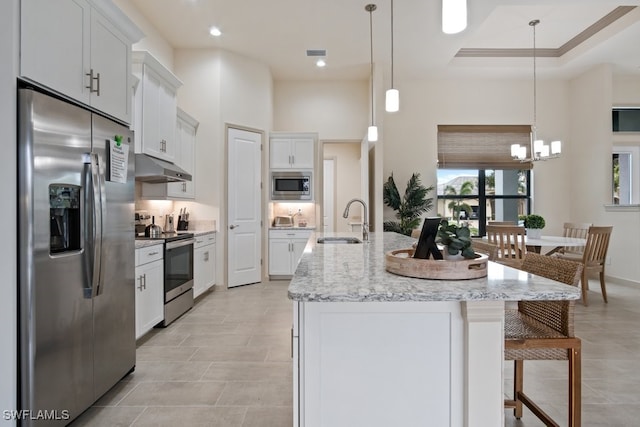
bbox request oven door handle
[166,238,196,250]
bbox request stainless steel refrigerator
[18,87,135,425]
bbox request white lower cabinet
[194,232,216,298]
[134,244,164,340]
[269,229,312,277]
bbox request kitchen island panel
[299,301,463,427]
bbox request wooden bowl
[385,248,488,280]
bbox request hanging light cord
[390,0,394,89]
[530,19,539,142]
[369,5,375,126]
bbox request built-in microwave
[271,171,312,200]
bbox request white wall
[173,49,222,222]
[324,143,363,231]
[1,0,18,423]
[274,80,368,140]
[383,77,571,234]
[219,50,273,132]
[173,48,273,285]
[571,67,640,284]
[113,0,174,70]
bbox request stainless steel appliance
[135,233,195,325]
[18,87,136,425]
[271,170,312,200]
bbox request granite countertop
[288,232,581,303]
[135,240,164,249]
[269,226,316,231]
[135,229,216,249]
[181,229,216,237]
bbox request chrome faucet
[342,198,369,241]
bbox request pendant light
[442,0,467,34]
[511,19,562,162]
[366,4,378,141]
[385,0,399,112]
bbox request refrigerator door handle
[89,152,105,297]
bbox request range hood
[135,154,192,183]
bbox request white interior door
[227,127,262,287]
[323,158,335,232]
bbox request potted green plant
[383,172,434,236]
[436,219,475,259]
[524,214,545,239]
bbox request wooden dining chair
[487,221,516,225]
[559,222,592,256]
[486,225,527,268]
[504,253,583,427]
[471,238,498,261]
[555,226,613,306]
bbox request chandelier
[511,19,562,162]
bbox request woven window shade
[438,125,533,170]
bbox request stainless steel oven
[271,171,312,200]
[163,235,195,325]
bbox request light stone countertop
[288,232,581,303]
[179,229,216,237]
[135,229,215,249]
[269,226,316,231]
[134,240,163,249]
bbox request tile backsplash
[272,202,315,227]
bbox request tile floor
[71,278,640,426]
[72,280,293,427]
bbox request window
[612,146,640,204]
[437,169,530,236]
[437,125,532,235]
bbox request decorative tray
[385,248,488,280]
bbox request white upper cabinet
[270,134,316,170]
[141,107,198,200]
[167,109,198,199]
[132,51,182,163]
[20,0,143,124]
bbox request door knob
[230,224,239,229]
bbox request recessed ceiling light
[209,26,222,37]
[316,59,326,68]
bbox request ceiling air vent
[306,49,326,57]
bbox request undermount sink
[317,237,362,244]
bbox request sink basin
[317,237,362,244]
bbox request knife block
[177,220,189,231]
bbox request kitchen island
[288,232,580,427]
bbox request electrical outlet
[606,256,612,265]
[288,208,293,215]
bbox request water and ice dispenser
[49,184,81,254]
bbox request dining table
[523,235,587,255]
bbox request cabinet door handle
[137,274,145,291]
[204,251,209,261]
[291,155,295,165]
[148,251,159,256]
[142,273,147,290]
[182,182,186,192]
[86,69,100,95]
[95,71,101,96]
